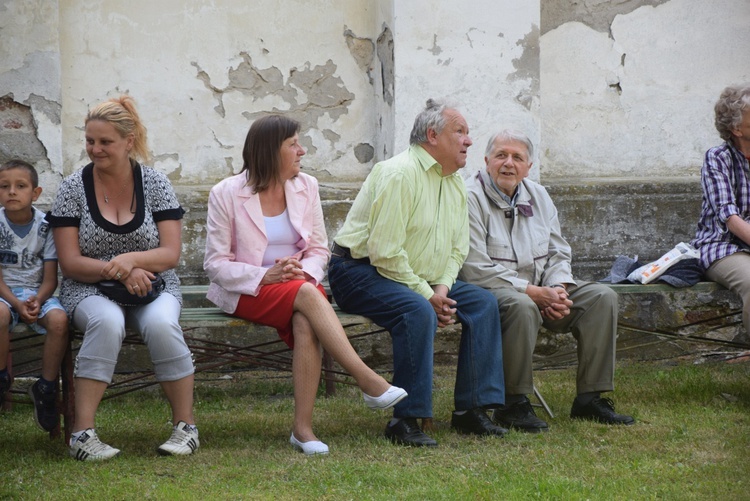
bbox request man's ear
[525,163,533,178]
[426,127,439,145]
[32,186,42,201]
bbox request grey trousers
[491,281,617,396]
[72,293,194,383]
[705,251,750,337]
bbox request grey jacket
[458,170,575,292]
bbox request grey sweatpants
[72,293,194,383]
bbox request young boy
[0,159,68,432]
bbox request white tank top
[261,208,301,267]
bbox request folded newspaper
[626,242,700,284]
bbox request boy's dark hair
[0,159,39,188]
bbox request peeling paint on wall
[541,0,670,36]
[376,25,395,106]
[353,142,374,163]
[0,95,47,165]
[509,25,540,110]
[193,54,354,161]
[344,27,376,85]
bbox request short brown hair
[0,159,39,188]
[241,115,300,192]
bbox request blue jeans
[328,256,505,418]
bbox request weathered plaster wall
[0,0,62,204]
[2,0,750,284]
[57,0,391,186]
[392,1,541,180]
[540,0,750,180]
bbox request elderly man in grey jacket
[459,129,634,432]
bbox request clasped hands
[529,284,573,321]
[261,256,307,285]
[429,284,456,328]
[101,255,155,297]
[17,295,40,324]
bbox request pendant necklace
[96,169,130,204]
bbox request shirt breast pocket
[486,238,515,265]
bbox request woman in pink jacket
[204,115,406,455]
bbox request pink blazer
[204,172,330,314]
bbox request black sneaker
[570,397,635,425]
[0,374,10,405]
[28,379,60,432]
[451,408,507,436]
[385,418,438,447]
[492,398,549,433]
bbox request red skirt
[232,281,326,349]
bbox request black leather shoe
[570,397,635,425]
[385,418,438,447]
[492,398,549,433]
[451,408,507,436]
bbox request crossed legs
[290,282,391,442]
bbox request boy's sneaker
[69,429,121,461]
[157,421,200,456]
[0,374,10,405]
[28,379,59,432]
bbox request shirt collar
[410,144,457,177]
[489,177,518,206]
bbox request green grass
[2,358,748,500]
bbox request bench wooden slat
[5,279,734,445]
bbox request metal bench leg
[2,352,12,412]
[60,335,75,444]
[532,385,554,419]
[322,350,336,397]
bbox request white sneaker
[157,421,200,456]
[69,429,121,461]
[363,385,408,410]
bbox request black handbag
[97,274,165,306]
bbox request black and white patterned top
[47,161,185,316]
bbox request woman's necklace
[96,169,131,204]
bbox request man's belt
[330,242,353,259]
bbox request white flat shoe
[363,385,408,410]
[290,433,329,455]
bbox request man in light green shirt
[328,99,506,447]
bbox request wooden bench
[3,284,386,443]
[5,281,744,443]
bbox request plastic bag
[626,242,700,284]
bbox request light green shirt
[334,144,469,300]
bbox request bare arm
[54,220,181,283]
[726,214,750,247]
[34,260,59,305]
[101,219,182,280]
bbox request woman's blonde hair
[86,95,150,162]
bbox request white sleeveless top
[262,209,301,267]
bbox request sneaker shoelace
[80,434,113,455]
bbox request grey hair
[484,129,534,161]
[409,98,451,145]
[714,83,750,142]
